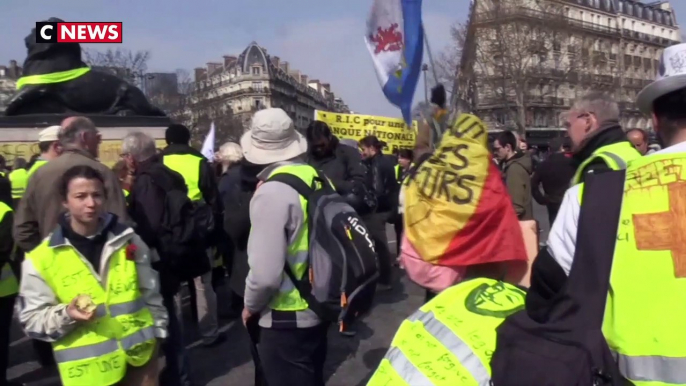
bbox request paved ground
[8,205,551,386]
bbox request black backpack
[490,171,626,386]
[149,175,213,280]
[268,170,379,332]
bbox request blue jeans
[161,294,192,386]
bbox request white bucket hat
[637,43,686,114]
[240,108,308,165]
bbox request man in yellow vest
[27,125,62,179]
[0,182,19,386]
[161,124,224,347]
[241,108,328,386]
[528,43,686,384]
[17,165,167,386]
[9,158,28,205]
[564,92,641,185]
[368,278,526,385]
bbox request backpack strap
[565,169,626,326]
[268,173,316,199]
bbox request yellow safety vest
[368,278,526,385]
[266,164,330,313]
[571,142,641,185]
[122,189,129,198]
[577,152,686,385]
[394,163,414,183]
[27,159,48,179]
[0,202,18,298]
[163,154,203,201]
[16,67,91,90]
[9,169,28,199]
[26,236,157,386]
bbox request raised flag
[201,121,216,160]
[365,0,424,126]
[403,114,528,267]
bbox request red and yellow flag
[404,114,527,266]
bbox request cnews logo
[35,22,122,44]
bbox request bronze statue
[5,18,165,117]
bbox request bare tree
[83,48,150,83]
[437,0,621,137]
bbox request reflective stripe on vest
[590,152,686,385]
[0,202,18,297]
[27,160,48,179]
[571,142,641,185]
[27,237,156,386]
[163,154,203,201]
[367,278,526,386]
[16,67,91,90]
[9,169,28,199]
[265,164,326,312]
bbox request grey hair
[570,92,619,124]
[59,117,97,148]
[216,142,243,165]
[121,132,157,162]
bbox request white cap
[38,125,60,143]
[637,42,686,114]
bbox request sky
[0,1,684,118]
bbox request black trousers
[258,324,328,386]
[393,214,403,257]
[363,212,393,285]
[0,295,14,383]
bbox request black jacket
[128,156,187,295]
[363,152,399,213]
[531,152,576,206]
[222,161,264,296]
[572,125,630,183]
[0,175,13,267]
[307,137,366,196]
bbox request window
[252,66,261,75]
[253,98,263,109]
[252,82,263,91]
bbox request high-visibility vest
[163,154,203,201]
[576,152,686,385]
[265,164,329,313]
[9,169,28,199]
[26,237,157,386]
[16,67,91,90]
[0,202,18,298]
[571,141,641,185]
[368,278,526,385]
[27,159,48,179]
[394,163,414,183]
[122,189,129,198]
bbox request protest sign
[314,110,417,154]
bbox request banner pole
[422,25,440,86]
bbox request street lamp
[422,64,429,104]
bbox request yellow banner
[314,110,417,154]
[0,139,167,167]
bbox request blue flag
[365,0,424,126]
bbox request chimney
[206,62,222,74]
[322,83,331,92]
[308,79,321,92]
[271,56,281,69]
[8,60,19,79]
[280,61,290,73]
[223,55,237,68]
[194,67,207,81]
[289,70,301,81]
[301,75,308,85]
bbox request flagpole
[422,25,439,86]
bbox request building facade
[189,42,350,132]
[463,0,681,144]
[0,61,22,114]
[142,72,180,115]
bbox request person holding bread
[17,165,167,386]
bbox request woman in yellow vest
[17,165,168,386]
